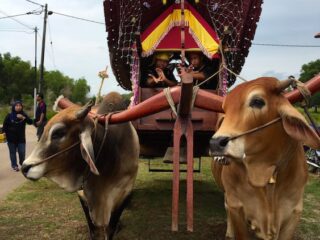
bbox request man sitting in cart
[142,52,178,88]
[186,51,218,90]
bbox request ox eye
[249,97,265,109]
[51,128,66,140]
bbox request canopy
[104,0,263,90]
[141,2,220,58]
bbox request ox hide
[22,92,140,240]
[210,77,320,240]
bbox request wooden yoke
[172,70,194,232]
[56,87,224,123]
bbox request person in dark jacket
[2,101,33,171]
[186,52,218,90]
[142,52,178,88]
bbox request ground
[0,125,36,201]
[0,126,319,239]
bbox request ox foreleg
[225,200,235,239]
[228,206,249,240]
[78,190,97,239]
[107,193,132,240]
[277,208,302,240]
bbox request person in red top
[35,93,47,141]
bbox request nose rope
[30,141,81,167]
[229,117,282,141]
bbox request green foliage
[0,52,91,106]
[47,109,57,120]
[299,59,320,108]
[0,53,35,103]
[0,105,10,124]
[299,59,320,82]
[70,78,90,104]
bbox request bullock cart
[56,0,320,233]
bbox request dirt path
[0,125,38,201]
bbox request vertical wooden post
[186,118,194,232]
[172,118,181,231]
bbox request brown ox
[209,77,320,240]
[22,92,139,240]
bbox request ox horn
[277,77,294,92]
[76,99,94,119]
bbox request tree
[300,59,320,82]
[299,59,320,112]
[71,78,90,104]
[0,53,34,103]
[0,52,91,107]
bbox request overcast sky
[0,0,319,96]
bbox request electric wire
[253,43,320,48]
[0,29,34,34]
[47,18,57,69]
[50,11,105,25]
[0,9,34,30]
[0,12,33,19]
[25,0,44,7]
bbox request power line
[0,29,34,34]
[51,11,105,25]
[252,43,320,48]
[25,0,44,7]
[47,18,57,69]
[0,9,34,30]
[0,12,33,19]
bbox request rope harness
[228,117,282,141]
[29,112,113,171]
[163,86,199,117]
[30,141,81,167]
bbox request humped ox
[22,92,139,240]
[210,77,320,240]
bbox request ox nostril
[21,164,32,176]
[210,136,230,153]
[219,136,230,147]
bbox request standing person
[35,93,47,141]
[2,101,33,171]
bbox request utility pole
[39,3,52,93]
[34,27,38,87]
[34,26,38,118]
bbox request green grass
[0,159,319,239]
[0,105,10,124]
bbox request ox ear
[279,104,320,149]
[79,128,100,175]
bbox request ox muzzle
[209,136,232,165]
